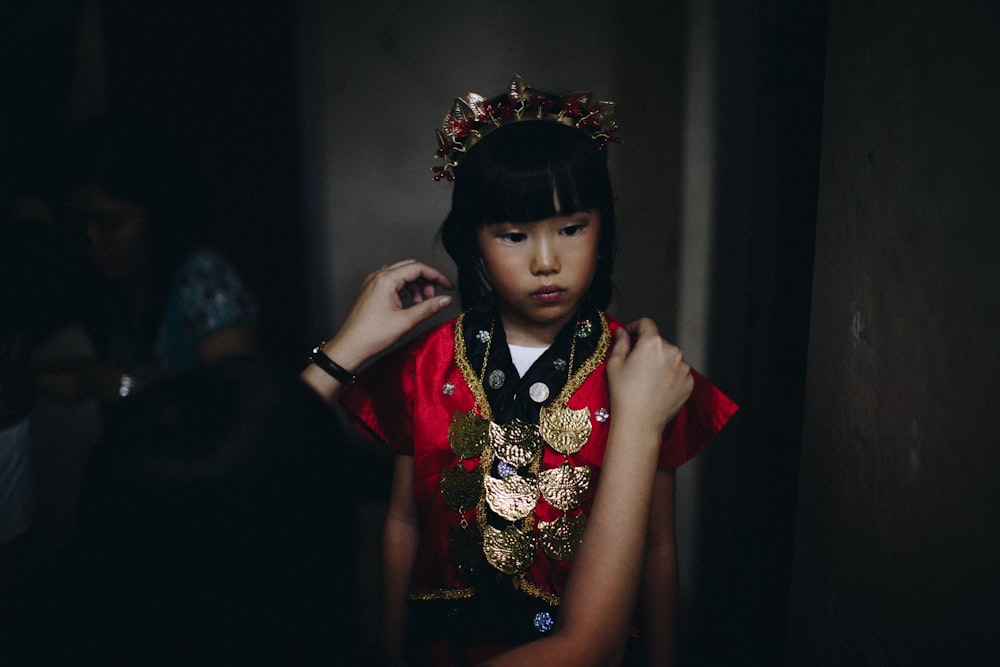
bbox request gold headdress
[433,74,620,182]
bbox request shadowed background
[3,0,998,664]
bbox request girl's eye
[561,224,585,236]
[501,232,527,243]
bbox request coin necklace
[443,310,610,603]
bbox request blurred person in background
[34,111,260,411]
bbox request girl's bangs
[479,159,591,225]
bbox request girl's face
[67,184,151,282]
[476,208,601,346]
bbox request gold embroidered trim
[513,575,561,606]
[554,311,610,406]
[408,587,477,601]
[454,312,493,421]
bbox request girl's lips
[533,286,565,302]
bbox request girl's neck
[496,305,575,348]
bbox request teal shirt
[156,249,259,374]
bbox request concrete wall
[296,1,688,337]
[787,2,1000,664]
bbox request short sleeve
[339,338,420,455]
[658,369,739,468]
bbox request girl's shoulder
[602,310,624,330]
[391,312,462,359]
[422,312,463,340]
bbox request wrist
[607,417,664,452]
[308,341,358,386]
[323,327,381,372]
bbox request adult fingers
[397,293,453,328]
[623,317,661,343]
[381,260,454,294]
[607,327,632,368]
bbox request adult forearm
[558,420,662,643]
[483,421,663,667]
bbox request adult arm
[639,469,679,667]
[482,319,693,667]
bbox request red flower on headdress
[494,102,515,121]
[435,141,457,159]
[561,92,593,118]
[453,119,473,139]
[477,101,497,124]
[595,125,622,150]
[432,165,454,182]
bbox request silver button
[528,382,550,403]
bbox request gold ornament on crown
[433,74,621,182]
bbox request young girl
[301,76,738,666]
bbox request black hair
[438,117,617,310]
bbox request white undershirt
[508,343,548,377]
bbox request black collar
[460,301,603,424]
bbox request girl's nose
[531,239,560,274]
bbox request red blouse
[340,309,738,604]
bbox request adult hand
[301,260,453,402]
[605,318,693,440]
[329,259,454,368]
